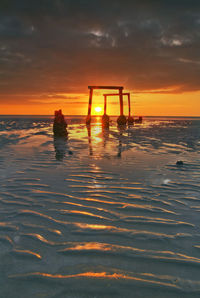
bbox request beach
[0,116,200,297]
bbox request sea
[0,115,200,298]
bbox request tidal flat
[0,116,200,298]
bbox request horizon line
[0,115,200,117]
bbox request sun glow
[94,106,102,113]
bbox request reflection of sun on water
[92,124,102,144]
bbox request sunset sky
[0,0,200,116]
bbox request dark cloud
[0,0,200,105]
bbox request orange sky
[1,90,200,116]
[1,1,200,116]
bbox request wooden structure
[53,109,68,137]
[103,92,134,124]
[86,86,126,125]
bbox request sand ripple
[0,116,200,297]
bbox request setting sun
[94,107,102,113]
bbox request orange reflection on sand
[77,272,121,278]
[52,229,62,235]
[35,272,121,279]
[66,242,112,251]
[64,202,84,207]
[84,197,117,204]
[69,210,105,219]
[75,223,114,230]
[13,249,42,259]
[9,272,179,288]
[22,233,54,245]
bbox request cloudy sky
[0,0,200,115]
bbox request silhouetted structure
[53,109,68,137]
[127,93,134,125]
[135,116,143,124]
[86,86,126,126]
[102,114,110,127]
[102,94,110,127]
[103,92,134,125]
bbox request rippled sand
[0,116,200,297]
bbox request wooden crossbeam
[103,93,130,96]
[88,86,123,90]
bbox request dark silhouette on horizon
[53,109,68,137]
[85,86,141,126]
[53,109,73,160]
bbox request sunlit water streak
[0,116,200,297]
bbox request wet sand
[0,116,200,297]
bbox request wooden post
[104,95,107,115]
[88,87,93,116]
[127,93,134,124]
[53,109,68,137]
[102,95,109,127]
[117,88,126,125]
[119,88,123,116]
[86,87,93,124]
[128,93,131,117]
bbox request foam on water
[0,116,200,297]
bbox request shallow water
[0,116,200,298]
